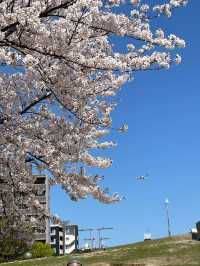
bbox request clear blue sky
[51,1,200,248]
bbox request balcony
[35,195,47,203]
[51,230,56,235]
[50,239,56,245]
[34,233,46,241]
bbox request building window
[51,229,56,235]
[34,177,45,184]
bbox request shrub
[0,256,5,263]
[31,242,54,258]
[0,237,28,261]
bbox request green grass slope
[2,235,200,266]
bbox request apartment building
[50,224,79,255]
[31,174,50,243]
[0,173,50,244]
[65,225,79,254]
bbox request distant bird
[135,174,149,181]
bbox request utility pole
[79,227,113,249]
[165,198,171,237]
[99,237,110,249]
[96,227,113,249]
[84,238,95,249]
[79,228,95,249]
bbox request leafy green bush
[0,256,5,263]
[31,242,54,258]
[0,237,28,261]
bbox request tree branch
[40,0,78,18]
[1,0,78,37]
[20,92,52,115]
[26,152,49,166]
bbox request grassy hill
[2,234,200,266]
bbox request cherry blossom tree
[0,0,188,214]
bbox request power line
[99,237,110,249]
[79,227,113,249]
[96,227,113,249]
[83,238,96,249]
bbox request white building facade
[50,224,79,255]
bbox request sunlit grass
[2,235,200,266]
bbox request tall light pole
[165,198,171,237]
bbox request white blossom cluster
[0,0,188,213]
[153,0,188,17]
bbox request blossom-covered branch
[0,0,188,214]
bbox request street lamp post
[165,198,171,237]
